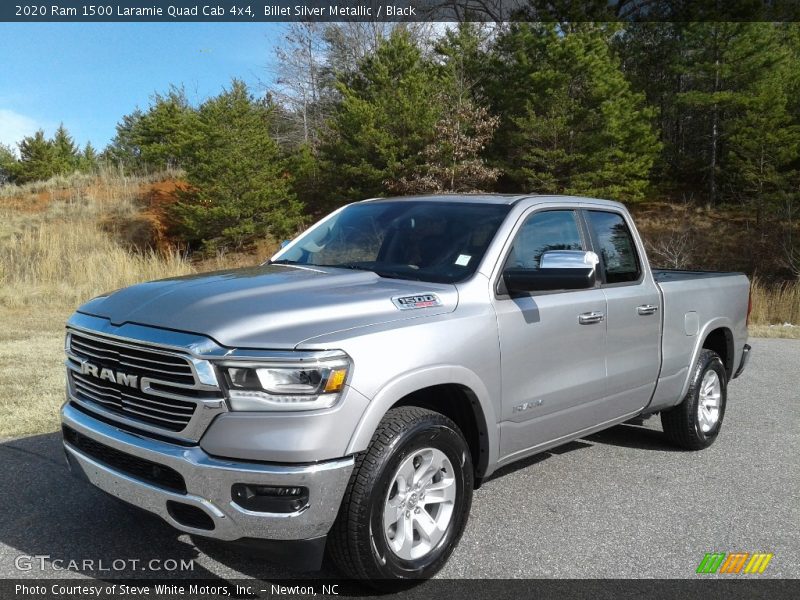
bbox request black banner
[3,579,800,600]
[3,1,800,23]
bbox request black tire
[327,406,473,584]
[661,349,727,450]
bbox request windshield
[271,201,511,284]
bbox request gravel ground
[0,337,796,581]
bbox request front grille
[63,425,187,494]
[70,332,195,384]
[67,331,204,432]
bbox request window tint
[586,210,640,284]
[504,210,583,270]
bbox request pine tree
[320,31,442,204]
[80,142,99,173]
[15,130,56,183]
[665,23,796,205]
[487,23,661,202]
[0,143,17,185]
[106,108,146,169]
[388,24,500,193]
[107,87,198,172]
[615,22,685,186]
[51,124,80,175]
[170,80,303,252]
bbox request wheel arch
[678,319,735,400]
[701,327,735,380]
[345,366,499,481]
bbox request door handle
[637,304,659,316]
[578,311,605,325]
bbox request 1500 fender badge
[392,293,443,310]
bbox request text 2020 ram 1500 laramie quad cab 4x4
[61,195,751,581]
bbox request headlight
[221,361,349,412]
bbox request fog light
[231,484,309,513]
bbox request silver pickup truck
[61,195,751,581]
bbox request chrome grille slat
[73,380,118,401]
[115,352,192,368]
[117,360,193,377]
[71,335,192,368]
[119,392,195,415]
[114,404,189,425]
[69,343,116,362]
[72,383,119,409]
[71,337,117,352]
[67,330,211,433]
[120,399,193,419]
[72,372,118,394]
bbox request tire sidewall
[690,353,728,443]
[367,420,472,580]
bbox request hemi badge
[392,293,443,311]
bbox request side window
[585,210,641,284]
[504,210,584,271]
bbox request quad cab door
[583,209,661,415]
[492,208,608,462]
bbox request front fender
[344,364,500,477]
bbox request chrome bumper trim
[61,403,353,541]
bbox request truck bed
[647,268,750,413]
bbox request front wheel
[661,349,727,450]
[327,407,473,582]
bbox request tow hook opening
[166,501,215,531]
[231,484,309,513]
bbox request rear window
[585,210,641,284]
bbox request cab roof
[360,193,625,209]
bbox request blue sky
[0,23,285,151]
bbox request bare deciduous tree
[268,23,331,148]
[781,194,800,279]
[387,97,499,194]
[645,229,696,269]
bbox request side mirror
[280,239,291,248]
[504,250,598,293]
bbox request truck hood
[77,264,458,349]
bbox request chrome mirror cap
[540,250,599,270]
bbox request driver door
[492,209,608,462]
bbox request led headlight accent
[223,362,349,411]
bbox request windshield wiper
[373,269,423,281]
[277,261,424,282]
[314,263,376,272]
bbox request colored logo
[696,552,773,574]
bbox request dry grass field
[0,171,797,437]
[0,171,250,437]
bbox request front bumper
[61,403,354,543]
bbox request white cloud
[0,109,41,150]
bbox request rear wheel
[328,406,473,583]
[661,349,727,450]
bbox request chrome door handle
[578,312,605,325]
[637,304,659,316]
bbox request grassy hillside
[0,171,797,437]
[0,170,249,437]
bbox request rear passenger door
[583,209,661,416]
